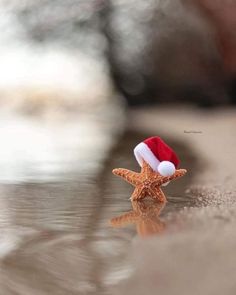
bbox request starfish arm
[158,169,187,185]
[112,168,141,186]
[148,186,167,202]
[110,211,138,227]
[141,161,155,179]
[131,186,146,201]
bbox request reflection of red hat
[134,136,179,176]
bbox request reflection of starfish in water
[112,161,187,202]
[110,200,166,237]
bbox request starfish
[110,200,166,237]
[112,161,187,202]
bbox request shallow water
[0,128,197,294]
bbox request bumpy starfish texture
[112,161,187,201]
[110,200,166,237]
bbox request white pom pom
[157,161,175,176]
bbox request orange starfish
[112,161,187,202]
[110,200,166,237]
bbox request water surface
[0,129,197,294]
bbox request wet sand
[113,106,236,295]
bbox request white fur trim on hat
[134,142,160,172]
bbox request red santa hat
[134,136,180,176]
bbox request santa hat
[134,136,180,176]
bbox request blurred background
[0,0,235,180]
[0,0,236,294]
